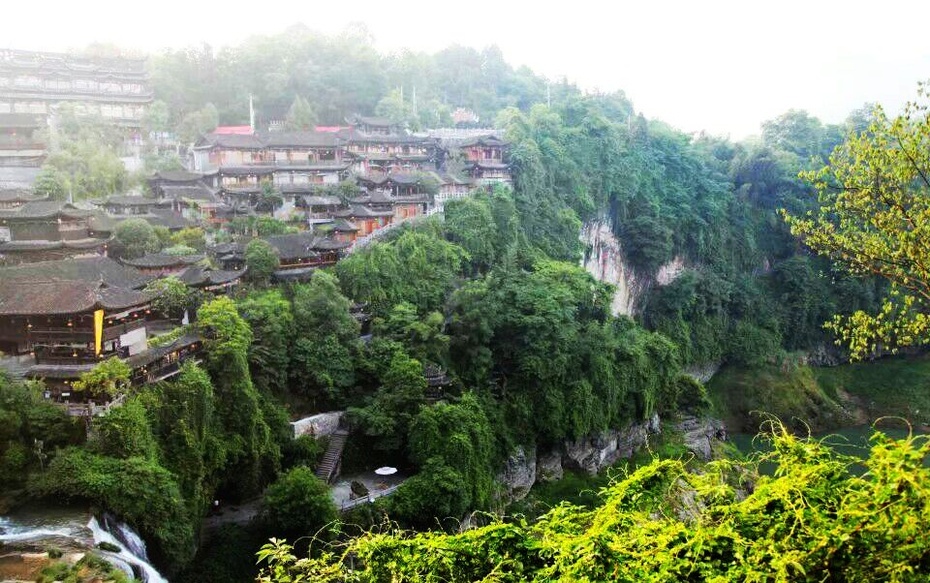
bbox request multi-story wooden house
[0,48,153,165]
[0,201,109,265]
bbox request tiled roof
[125,333,201,368]
[160,183,218,202]
[103,196,168,207]
[0,279,152,315]
[311,237,351,251]
[0,201,91,220]
[121,253,204,269]
[146,209,193,230]
[456,134,508,148]
[26,363,96,380]
[347,114,393,127]
[263,233,319,261]
[0,189,45,203]
[332,204,394,219]
[177,265,246,287]
[263,131,342,148]
[330,218,359,232]
[0,256,151,289]
[297,195,343,207]
[150,170,204,182]
[195,133,264,150]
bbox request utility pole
[547,82,551,108]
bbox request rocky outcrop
[536,449,564,482]
[497,446,536,501]
[292,411,345,439]
[581,218,646,316]
[581,217,691,317]
[675,416,727,461]
[562,414,661,474]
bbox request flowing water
[0,506,168,582]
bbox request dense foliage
[784,85,930,359]
[259,428,930,582]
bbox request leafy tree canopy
[784,85,930,359]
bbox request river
[729,423,929,474]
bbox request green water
[729,423,929,474]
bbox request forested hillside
[5,28,926,582]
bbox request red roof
[314,126,350,133]
[214,125,254,135]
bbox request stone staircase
[315,429,349,484]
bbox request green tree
[444,196,497,273]
[145,276,198,320]
[161,244,198,256]
[260,466,338,539]
[177,103,219,144]
[783,87,930,359]
[197,297,279,499]
[72,358,131,400]
[258,429,930,583]
[170,227,207,251]
[91,399,159,460]
[284,95,318,131]
[245,239,281,283]
[238,290,295,396]
[374,88,414,128]
[348,352,427,452]
[292,272,360,344]
[112,218,161,260]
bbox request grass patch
[813,353,930,426]
[707,359,851,433]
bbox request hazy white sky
[3,0,928,138]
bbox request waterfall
[87,515,169,583]
[0,516,80,542]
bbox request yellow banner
[94,309,104,356]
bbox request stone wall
[292,411,344,438]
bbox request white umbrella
[374,466,398,476]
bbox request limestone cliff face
[581,218,644,316]
[580,217,687,317]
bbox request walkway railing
[347,206,441,253]
[339,484,401,512]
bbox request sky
[3,0,929,139]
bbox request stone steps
[315,430,349,484]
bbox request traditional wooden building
[332,204,394,237]
[296,193,345,225]
[264,232,351,270]
[0,257,209,399]
[0,201,109,264]
[458,135,512,185]
[0,113,45,167]
[121,253,205,277]
[176,265,246,294]
[0,188,47,210]
[0,49,152,165]
[328,218,359,244]
[99,195,170,216]
[0,257,152,357]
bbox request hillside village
[0,47,510,408]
